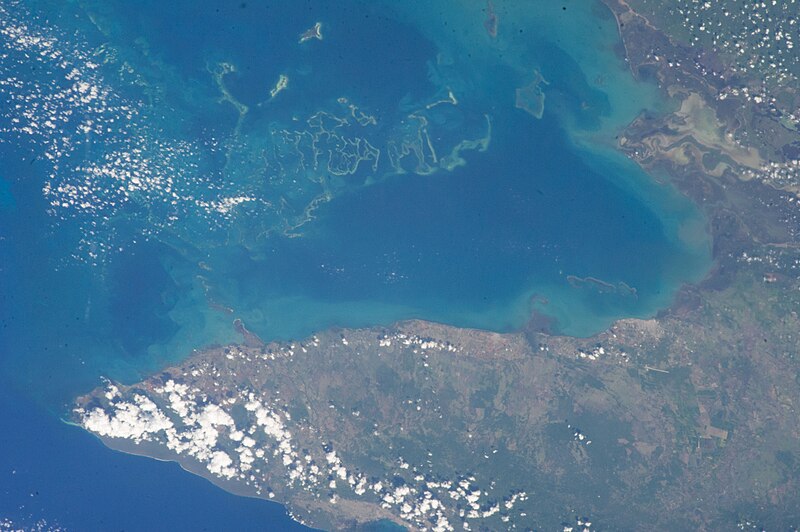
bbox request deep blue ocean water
[0,0,711,529]
[0,378,311,531]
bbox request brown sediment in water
[484,0,498,39]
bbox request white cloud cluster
[78,380,241,479]
[77,331,534,531]
[0,4,273,263]
[80,394,173,443]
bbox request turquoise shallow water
[0,0,710,528]
[0,0,711,448]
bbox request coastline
[67,1,800,530]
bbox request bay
[0,1,711,529]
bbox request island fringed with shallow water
[299,22,323,44]
[72,0,800,529]
[515,69,548,120]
